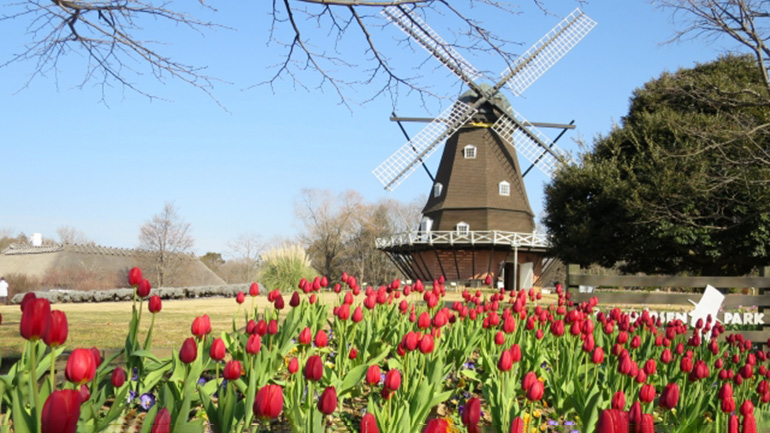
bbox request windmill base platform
[376,230,552,290]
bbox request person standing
[0,277,8,305]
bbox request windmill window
[456,222,469,234]
[433,183,443,198]
[463,145,477,159]
[499,181,511,196]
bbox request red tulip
[366,365,381,385]
[299,327,312,345]
[722,396,736,414]
[494,331,505,345]
[597,409,629,433]
[353,307,364,323]
[384,369,401,391]
[361,413,379,433]
[611,390,625,410]
[41,390,81,433]
[349,347,358,359]
[20,291,37,311]
[151,407,171,433]
[246,334,262,354]
[418,312,431,329]
[267,319,278,335]
[256,319,267,336]
[728,415,739,433]
[743,413,757,433]
[210,338,226,361]
[498,350,513,372]
[148,295,162,313]
[526,380,544,401]
[250,282,259,296]
[191,315,211,338]
[423,418,450,433]
[510,344,522,362]
[315,329,328,348]
[44,310,68,347]
[592,347,605,364]
[288,358,299,374]
[137,279,151,298]
[522,371,537,391]
[305,355,323,381]
[510,417,524,433]
[290,291,301,307]
[419,335,434,354]
[462,397,481,427]
[254,384,284,419]
[91,347,102,367]
[318,386,338,415]
[659,383,679,409]
[20,297,51,341]
[223,360,242,380]
[65,348,97,385]
[78,384,90,403]
[274,295,285,310]
[179,337,198,364]
[639,384,656,403]
[236,291,245,304]
[128,267,143,287]
[111,367,126,388]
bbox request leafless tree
[56,225,92,245]
[655,0,770,96]
[2,0,552,105]
[222,233,268,283]
[138,202,194,286]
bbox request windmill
[373,7,596,289]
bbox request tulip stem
[49,351,56,391]
[30,342,41,433]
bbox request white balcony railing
[375,230,551,249]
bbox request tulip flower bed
[3,267,770,433]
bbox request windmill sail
[491,110,570,178]
[372,101,477,191]
[501,8,597,96]
[382,6,484,86]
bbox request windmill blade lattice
[382,6,484,86]
[373,101,477,190]
[492,110,570,178]
[501,8,597,96]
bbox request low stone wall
[10,284,265,304]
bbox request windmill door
[519,263,534,290]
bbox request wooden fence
[566,264,770,343]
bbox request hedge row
[9,284,265,304]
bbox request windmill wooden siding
[422,119,535,234]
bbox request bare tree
[655,0,770,95]
[138,202,194,286]
[2,1,550,105]
[223,233,267,283]
[56,225,92,245]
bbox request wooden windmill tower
[373,7,596,289]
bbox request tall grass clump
[257,244,316,292]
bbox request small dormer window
[456,222,469,234]
[499,181,511,196]
[463,145,477,159]
[433,182,443,198]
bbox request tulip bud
[148,295,162,313]
[254,384,283,419]
[65,348,97,385]
[611,390,625,410]
[41,390,81,433]
[288,357,299,374]
[462,396,482,428]
[315,330,328,348]
[20,297,51,341]
[44,310,68,347]
[526,380,545,401]
[236,291,245,304]
[179,338,197,364]
[522,371,537,391]
[498,350,513,372]
[349,347,358,359]
[268,319,278,335]
[247,334,262,355]
[318,386,338,415]
[353,307,364,323]
[128,267,143,287]
[384,370,401,391]
[223,360,242,380]
[250,282,259,297]
[191,315,211,339]
[659,383,679,410]
[111,367,126,388]
[305,355,323,381]
[419,335,434,354]
[360,413,379,433]
[210,338,226,361]
[299,327,312,345]
[137,279,151,298]
[366,365,381,386]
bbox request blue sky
[0,1,740,258]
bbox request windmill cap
[459,83,511,113]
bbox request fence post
[760,267,770,342]
[566,264,580,294]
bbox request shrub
[257,244,316,292]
